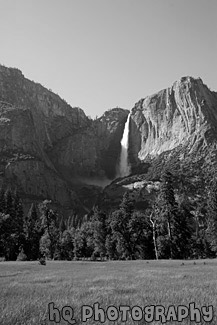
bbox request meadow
[0,259,216,325]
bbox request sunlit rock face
[129,77,217,164]
[99,78,217,213]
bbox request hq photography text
[47,302,214,324]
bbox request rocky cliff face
[48,107,129,181]
[129,77,217,167]
[100,77,217,212]
[0,65,128,214]
[1,64,217,215]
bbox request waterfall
[117,113,131,177]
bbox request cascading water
[117,113,131,177]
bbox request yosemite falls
[117,113,131,177]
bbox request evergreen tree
[0,213,11,260]
[39,200,60,259]
[160,171,177,258]
[39,233,51,258]
[128,210,154,259]
[109,192,152,260]
[92,207,107,259]
[105,233,117,260]
[59,217,67,233]
[73,222,94,259]
[0,187,6,213]
[110,192,135,259]
[172,205,193,259]
[57,228,75,260]
[73,228,85,260]
[157,171,192,259]
[13,191,25,253]
[120,192,134,219]
[0,189,25,260]
[5,189,14,216]
[24,203,42,260]
[206,177,217,255]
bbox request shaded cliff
[48,107,129,182]
[0,65,128,214]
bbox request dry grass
[0,259,216,324]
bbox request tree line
[0,169,217,261]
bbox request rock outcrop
[1,64,217,215]
[0,65,128,214]
[100,77,217,212]
[129,77,217,167]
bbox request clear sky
[0,0,216,117]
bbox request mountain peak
[172,75,206,92]
[129,76,217,164]
[177,75,203,83]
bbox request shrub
[16,248,27,261]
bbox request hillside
[0,65,128,215]
[1,65,217,216]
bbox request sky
[0,0,217,118]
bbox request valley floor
[0,259,216,324]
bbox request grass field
[0,259,216,325]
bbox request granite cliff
[0,65,128,214]
[129,76,217,168]
[100,77,217,211]
[1,64,217,215]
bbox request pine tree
[92,207,107,259]
[0,213,11,259]
[157,170,192,259]
[0,187,6,213]
[73,228,85,260]
[13,191,25,253]
[120,192,134,218]
[206,177,217,255]
[73,222,94,260]
[158,171,178,258]
[24,203,42,260]
[105,233,117,260]
[110,194,132,259]
[172,205,192,259]
[5,189,13,216]
[58,228,75,260]
[59,217,66,233]
[128,210,154,259]
[110,192,142,260]
[0,189,25,260]
[39,200,60,259]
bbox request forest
[0,169,217,262]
